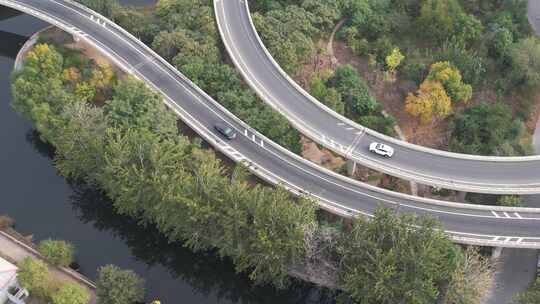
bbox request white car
[369,142,394,158]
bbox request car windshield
[379,144,390,152]
[224,128,233,135]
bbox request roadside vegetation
[251,0,536,156]
[37,239,74,267]
[252,0,396,136]
[96,265,145,304]
[341,0,535,155]
[77,0,302,153]
[516,277,540,303]
[12,25,492,302]
[17,257,90,304]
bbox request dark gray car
[214,124,237,140]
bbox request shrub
[38,239,74,267]
[0,215,14,229]
[400,61,428,84]
[52,283,90,304]
[445,247,492,304]
[17,257,53,300]
[339,208,461,304]
[405,80,452,124]
[371,36,394,65]
[450,103,529,155]
[488,26,514,59]
[330,65,377,116]
[435,40,486,86]
[96,265,145,304]
[497,195,523,207]
[509,37,540,90]
[516,278,540,303]
[385,48,405,72]
[427,61,472,103]
[418,0,482,45]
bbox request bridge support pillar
[492,247,503,260]
[347,160,357,176]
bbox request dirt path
[326,18,346,67]
[0,230,96,304]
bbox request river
[0,1,334,303]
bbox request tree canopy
[405,80,452,124]
[338,208,461,304]
[52,283,90,304]
[38,239,74,267]
[96,265,145,304]
[450,103,531,155]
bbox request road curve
[214,0,540,194]
[5,0,540,248]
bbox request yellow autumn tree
[90,60,114,91]
[427,61,472,103]
[385,48,405,72]
[62,67,81,84]
[405,80,452,124]
[25,44,63,78]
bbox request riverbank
[0,4,338,304]
[0,226,96,303]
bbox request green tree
[301,0,341,31]
[17,257,52,300]
[38,239,74,267]
[344,0,392,42]
[436,40,486,86]
[252,5,318,75]
[12,44,64,120]
[310,76,328,101]
[99,128,193,218]
[105,77,177,138]
[339,208,461,304]
[510,37,540,89]
[96,265,145,304]
[52,283,90,304]
[114,7,159,44]
[237,191,317,287]
[54,101,108,183]
[488,26,514,58]
[331,65,377,116]
[152,30,218,64]
[450,103,530,155]
[310,76,345,114]
[324,88,345,115]
[418,0,482,44]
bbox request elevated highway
[4,0,540,248]
[214,0,540,195]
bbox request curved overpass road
[214,0,540,194]
[5,0,540,248]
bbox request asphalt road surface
[214,0,540,194]
[4,0,540,248]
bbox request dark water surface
[0,1,333,303]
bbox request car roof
[380,144,394,152]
